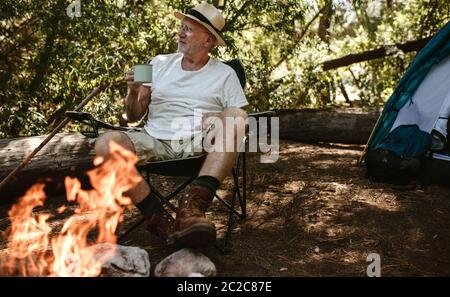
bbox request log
[0,132,95,179]
[0,110,380,176]
[0,133,95,200]
[278,108,381,144]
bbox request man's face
[177,18,213,55]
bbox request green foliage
[0,0,449,137]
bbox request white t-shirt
[143,53,248,140]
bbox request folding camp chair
[66,59,275,253]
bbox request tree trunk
[278,108,381,144]
[318,1,333,44]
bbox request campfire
[0,142,141,276]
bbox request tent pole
[357,111,383,165]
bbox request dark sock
[192,175,221,195]
[135,192,163,219]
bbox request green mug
[133,64,152,83]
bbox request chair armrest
[66,111,130,138]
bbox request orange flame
[1,141,141,276]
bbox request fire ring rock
[154,248,216,277]
[90,243,151,277]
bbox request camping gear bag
[365,125,432,184]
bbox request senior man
[95,2,248,248]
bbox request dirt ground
[1,139,450,276]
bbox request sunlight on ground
[283,181,306,193]
[353,190,400,212]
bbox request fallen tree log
[0,133,95,200]
[278,108,381,144]
[0,132,95,180]
[1,110,380,178]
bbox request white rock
[188,272,205,277]
[155,248,216,277]
[89,243,151,277]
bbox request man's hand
[125,69,150,95]
[125,69,152,122]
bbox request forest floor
[1,139,449,276]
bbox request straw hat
[175,2,226,46]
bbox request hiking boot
[145,211,176,240]
[168,187,216,248]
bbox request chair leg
[242,152,247,217]
[235,152,246,218]
[219,167,242,253]
[221,169,238,253]
[217,152,248,254]
[161,176,197,201]
[146,173,197,211]
[118,174,196,243]
[214,194,244,218]
[150,185,177,212]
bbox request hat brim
[174,11,226,47]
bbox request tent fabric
[368,20,450,149]
[434,92,450,137]
[390,55,450,134]
[374,125,431,158]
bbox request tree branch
[322,36,433,71]
[273,3,331,69]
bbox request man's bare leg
[94,131,150,204]
[95,131,174,238]
[171,108,248,247]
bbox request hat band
[187,10,221,34]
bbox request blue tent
[364,20,450,185]
[368,20,450,149]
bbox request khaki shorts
[124,128,204,166]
